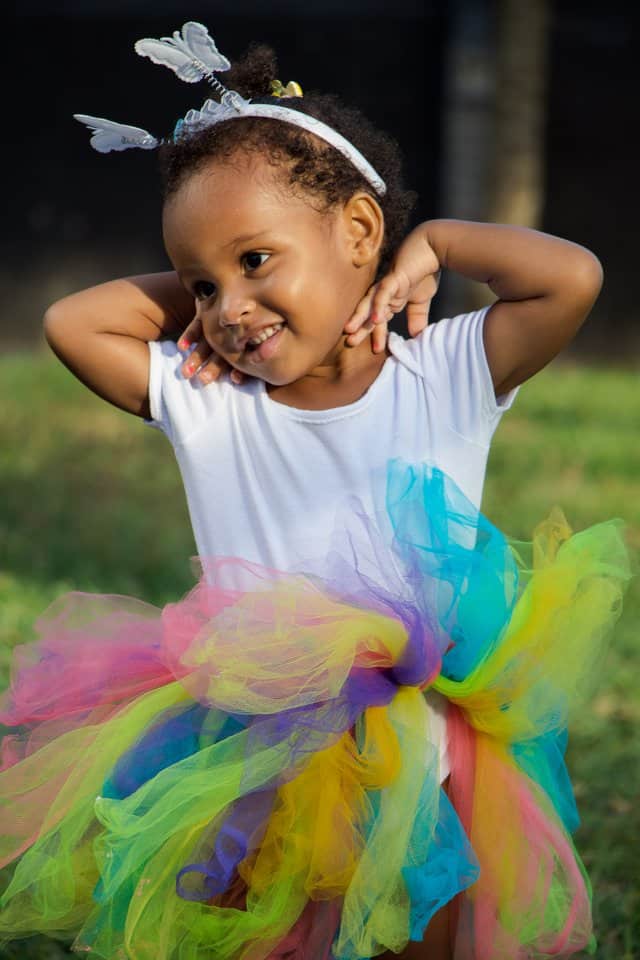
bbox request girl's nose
[218,291,255,328]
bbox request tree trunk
[489,0,550,229]
[437,0,496,316]
[438,0,551,315]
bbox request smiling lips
[244,323,286,363]
[235,321,286,352]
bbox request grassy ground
[0,351,638,959]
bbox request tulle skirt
[0,459,632,960]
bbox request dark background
[2,0,638,357]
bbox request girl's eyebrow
[223,230,273,249]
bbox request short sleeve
[392,305,519,448]
[144,339,225,447]
[145,340,165,431]
[144,339,179,441]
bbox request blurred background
[1,2,639,959]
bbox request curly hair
[158,43,417,279]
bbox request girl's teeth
[248,323,283,346]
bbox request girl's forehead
[171,160,281,218]
[163,159,333,252]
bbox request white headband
[74,21,387,197]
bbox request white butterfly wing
[134,37,203,83]
[181,22,231,73]
[73,114,158,153]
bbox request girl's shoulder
[388,306,519,437]
[146,338,235,444]
[388,308,488,380]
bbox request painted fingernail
[178,338,189,351]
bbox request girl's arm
[424,219,603,395]
[43,272,196,419]
[346,220,603,396]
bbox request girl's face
[162,153,383,387]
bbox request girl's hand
[343,229,441,349]
[177,316,246,386]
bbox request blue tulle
[512,729,580,833]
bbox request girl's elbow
[43,299,77,351]
[43,303,62,346]
[560,251,603,335]
[574,250,604,307]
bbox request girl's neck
[265,339,392,411]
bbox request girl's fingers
[199,356,246,386]
[347,318,375,347]
[344,287,394,348]
[178,317,211,378]
[179,343,247,387]
[371,319,389,354]
[405,275,439,337]
[348,305,394,347]
[197,354,230,384]
[343,266,441,345]
[406,299,432,338]
[368,273,406,323]
[344,285,377,336]
[177,316,202,352]
[180,337,215,379]
[177,319,246,386]
[346,281,405,346]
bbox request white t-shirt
[146,305,518,780]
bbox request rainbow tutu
[0,460,631,959]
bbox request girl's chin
[235,361,298,387]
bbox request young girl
[0,22,631,960]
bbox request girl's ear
[341,192,385,267]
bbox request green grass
[0,351,638,959]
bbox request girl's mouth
[245,322,286,363]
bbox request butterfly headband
[74,21,387,197]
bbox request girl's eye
[193,280,216,301]
[243,252,269,271]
